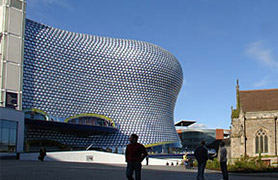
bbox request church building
[230,81,278,166]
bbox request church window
[255,129,268,153]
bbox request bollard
[16,153,20,160]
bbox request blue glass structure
[22,19,183,148]
[0,120,17,152]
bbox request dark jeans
[220,161,229,180]
[197,161,206,180]
[38,155,45,162]
[126,162,142,180]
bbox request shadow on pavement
[0,160,277,180]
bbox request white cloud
[188,123,207,129]
[245,41,278,68]
[254,77,272,87]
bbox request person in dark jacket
[125,134,148,180]
[194,141,208,180]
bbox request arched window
[255,129,268,153]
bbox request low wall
[20,150,180,166]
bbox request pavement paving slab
[0,160,277,180]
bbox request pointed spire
[236,79,240,110]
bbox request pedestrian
[188,157,193,169]
[146,154,149,166]
[125,134,148,180]
[194,141,208,180]
[183,154,189,169]
[219,142,229,180]
[38,146,46,162]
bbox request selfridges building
[22,19,183,148]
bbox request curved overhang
[23,108,50,121]
[65,113,115,127]
[145,140,181,148]
[25,119,118,135]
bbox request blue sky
[27,0,278,129]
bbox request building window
[255,129,268,153]
[10,0,22,10]
[0,120,17,152]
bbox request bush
[229,157,257,172]
[206,158,220,170]
[228,156,276,172]
[231,109,240,118]
[192,156,277,172]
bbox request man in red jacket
[125,134,148,180]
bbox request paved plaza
[1,160,277,180]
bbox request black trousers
[126,162,142,180]
[38,155,45,161]
[220,161,229,180]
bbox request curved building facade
[22,19,183,148]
